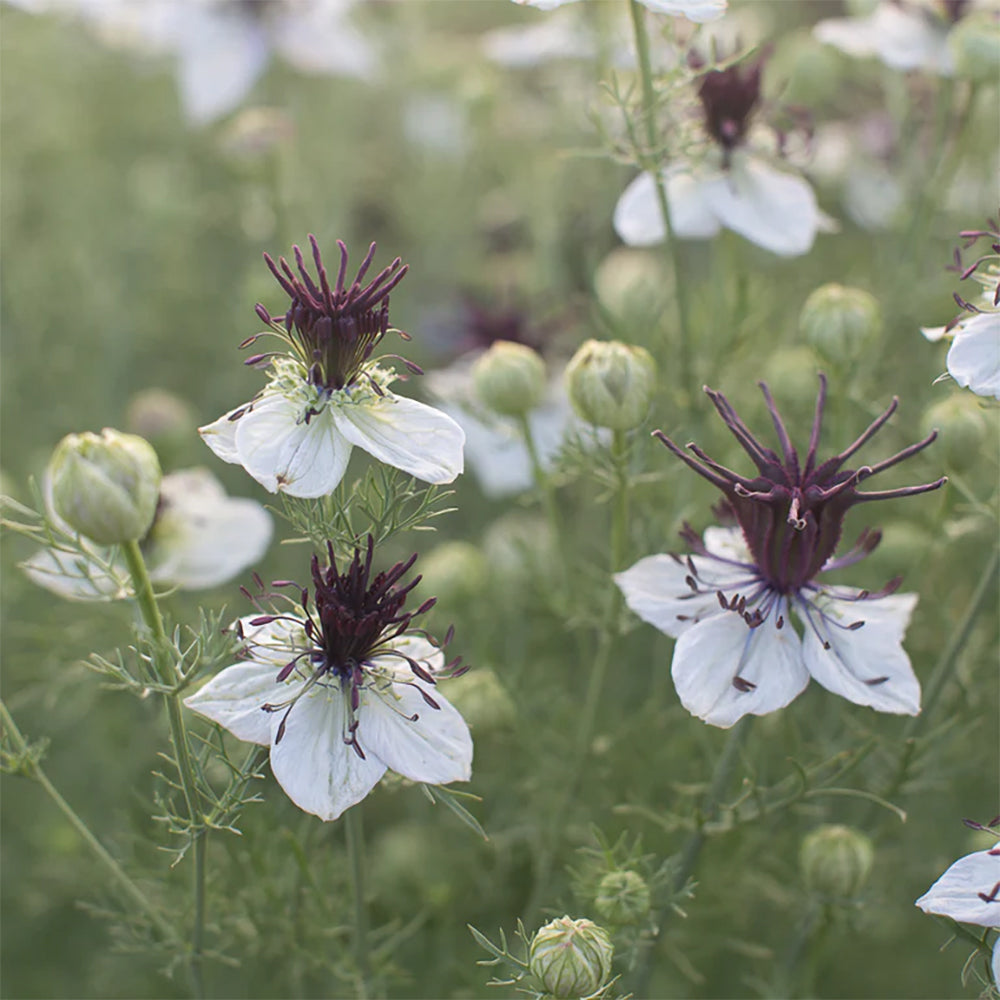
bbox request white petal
[511,0,583,9]
[269,683,387,821]
[615,553,740,638]
[198,408,242,464]
[672,610,809,728]
[146,469,273,589]
[699,157,822,256]
[702,526,751,561]
[613,169,720,247]
[358,678,473,785]
[387,634,447,676]
[640,0,727,22]
[174,6,270,123]
[184,660,287,746]
[333,395,465,485]
[437,403,534,497]
[871,2,952,75]
[272,1,376,78]
[21,547,130,601]
[947,312,1000,400]
[921,325,948,342]
[801,592,921,715]
[993,938,1000,987]
[916,849,1000,927]
[233,393,352,497]
[814,13,881,58]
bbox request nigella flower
[185,537,473,821]
[199,237,465,498]
[22,468,273,600]
[922,223,1000,400]
[614,53,833,257]
[615,377,946,728]
[916,840,1000,984]
[814,1,970,77]
[511,0,727,24]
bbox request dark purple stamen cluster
[947,221,1000,321]
[243,235,420,393]
[240,537,464,755]
[941,0,970,24]
[695,54,764,157]
[656,376,946,595]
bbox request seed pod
[529,916,614,999]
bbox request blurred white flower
[26,0,375,124]
[614,55,832,257]
[511,0,727,24]
[22,467,273,600]
[813,0,963,76]
[615,379,944,728]
[922,311,1000,400]
[916,846,1000,984]
[425,352,574,499]
[200,237,464,498]
[185,541,473,822]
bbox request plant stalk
[345,804,372,998]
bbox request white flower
[923,311,1000,400]
[511,0,727,24]
[615,153,830,257]
[184,541,473,821]
[814,1,957,76]
[425,352,578,499]
[199,237,464,498]
[916,847,1000,984]
[22,468,273,600]
[27,0,375,124]
[614,379,944,728]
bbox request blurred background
[2,1,997,997]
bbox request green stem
[881,547,999,804]
[345,805,372,998]
[122,539,205,998]
[628,0,693,400]
[0,700,180,947]
[633,717,753,995]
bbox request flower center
[245,236,420,394]
[695,56,764,156]
[656,376,946,594]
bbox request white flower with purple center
[615,376,946,728]
[922,223,1000,400]
[199,237,464,498]
[185,537,473,821]
[511,0,727,23]
[916,841,1000,984]
[614,53,832,257]
[814,0,971,77]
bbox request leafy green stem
[345,804,372,998]
[628,0,693,399]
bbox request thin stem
[0,699,181,947]
[121,539,206,998]
[881,547,999,805]
[628,0,693,399]
[345,805,372,998]
[633,716,753,995]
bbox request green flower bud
[416,541,488,608]
[949,11,1000,84]
[565,339,656,431]
[440,668,515,734]
[799,825,874,898]
[594,870,651,926]
[472,341,546,417]
[799,284,882,367]
[593,248,671,318]
[922,395,989,473]
[529,916,614,999]
[49,429,162,544]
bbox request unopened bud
[49,429,161,544]
[800,824,874,898]
[799,284,882,367]
[949,11,1000,84]
[565,339,656,431]
[472,341,546,417]
[529,916,614,999]
[922,395,988,472]
[595,870,651,926]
